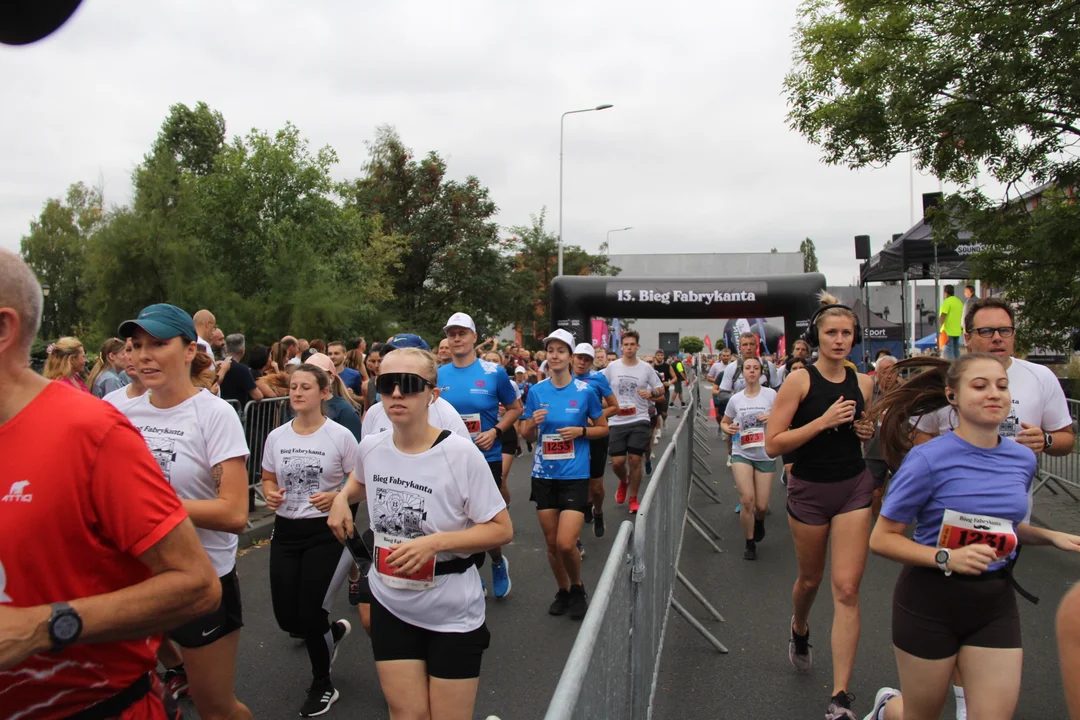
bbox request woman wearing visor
[328,347,512,720]
[521,330,608,621]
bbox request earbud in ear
[947,393,955,401]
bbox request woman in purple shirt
[864,354,1080,720]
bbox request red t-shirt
[0,382,188,719]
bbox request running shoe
[862,688,898,720]
[726,454,732,467]
[628,496,640,514]
[616,481,628,504]
[788,617,813,672]
[347,576,362,606]
[743,542,757,561]
[491,557,512,599]
[593,511,605,538]
[515,446,523,458]
[754,517,766,542]
[568,584,588,621]
[330,619,351,666]
[160,667,189,699]
[299,678,339,717]
[577,540,585,559]
[548,588,571,616]
[645,457,652,475]
[583,505,593,524]
[735,503,742,514]
[826,691,857,720]
[482,577,489,597]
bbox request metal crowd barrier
[545,381,727,720]
[1033,398,1080,500]
[241,396,291,500]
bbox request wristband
[493,426,503,439]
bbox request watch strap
[1045,431,1054,448]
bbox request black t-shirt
[219,360,257,407]
[654,362,674,384]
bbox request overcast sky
[1,0,959,287]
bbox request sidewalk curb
[240,514,276,548]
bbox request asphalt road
[653,396,1079,720]
[178,407,686,720]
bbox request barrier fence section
[1033,398,1080,500]
[240,396,291,499]
[545,382,727,720]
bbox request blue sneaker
[481,577,489,597]
[491,556,511,599]
[735,503,742,514]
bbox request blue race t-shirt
[339,366,363,396]
[523,378,603,480]
[438,358,519,462]
[574,370,615,406]
[881,430,1036,571]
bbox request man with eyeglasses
[914,297,1075,455]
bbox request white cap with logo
[443,312,476,333]
[542,328,576,350]
[572,342,595,358]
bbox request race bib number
[740,428,765,449]
[617,406,637,417]
[937,509,1018,559]
[542,433,576,460]
[461,413,482,440]
[374,532,435,590]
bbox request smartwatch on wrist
[48,602,83,652]
[1045,431,1054,449]
[493,426,503,440]
[935,548,952,577]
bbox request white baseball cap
[573,342,595,358]
[514,366,527,374]
[542,328,576,350]
[443,312,476,333]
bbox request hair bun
[817,291,841,307]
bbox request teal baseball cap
[118,304,198,341]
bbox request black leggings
[270,515,344,679]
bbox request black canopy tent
[858,219,982,357]
[848,299,904,369]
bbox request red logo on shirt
[569,400,579,407]
[475,380,486,388]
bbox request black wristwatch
[493,426,503,439]
[48,602,83,652]
[1045,431,1054,449]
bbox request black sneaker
[548,589,571,616]
[743,541,757,561]
[593,511,605,538]
[753,517,766,542]
[330,619,351,666]
[299,678,339,717]
[347,576,362,606]
[825,690,857,720]
[645,457,653,475]
[568,584,588,621]
[583,505,593,524]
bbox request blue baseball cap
[118,304,198,341]
[389,333,430,351]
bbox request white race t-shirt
[725,387,778,462]
[261,419,358,520]
[719,358,781,393]
[358,431,506,632]
[707,361,727,382]
[196,337,213,357]
[122,389,250,576]
[102,385,143,412]
[915,357,1072,440]
[603,359,663,427]
[361,397,470,440]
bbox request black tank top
[790,365,866,482]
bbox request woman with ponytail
[87,337,129,399]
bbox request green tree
[785,0,1080,348]
[505,208,618,342]
[341,126,512,338]
[799,237,819,273]
[679,336,705,354]
[20,182,104,339]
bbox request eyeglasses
[374,372,435,396]
[971,326,1015,339]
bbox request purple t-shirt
[881,430,1036,571]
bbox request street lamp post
[41,283,50,339]
[558,104,614,277]
[604,226,632,255]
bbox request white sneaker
[726,454,732,467]
[862,687,899,720]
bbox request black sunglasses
[971,326,1015,338]
[375,372,435,396]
